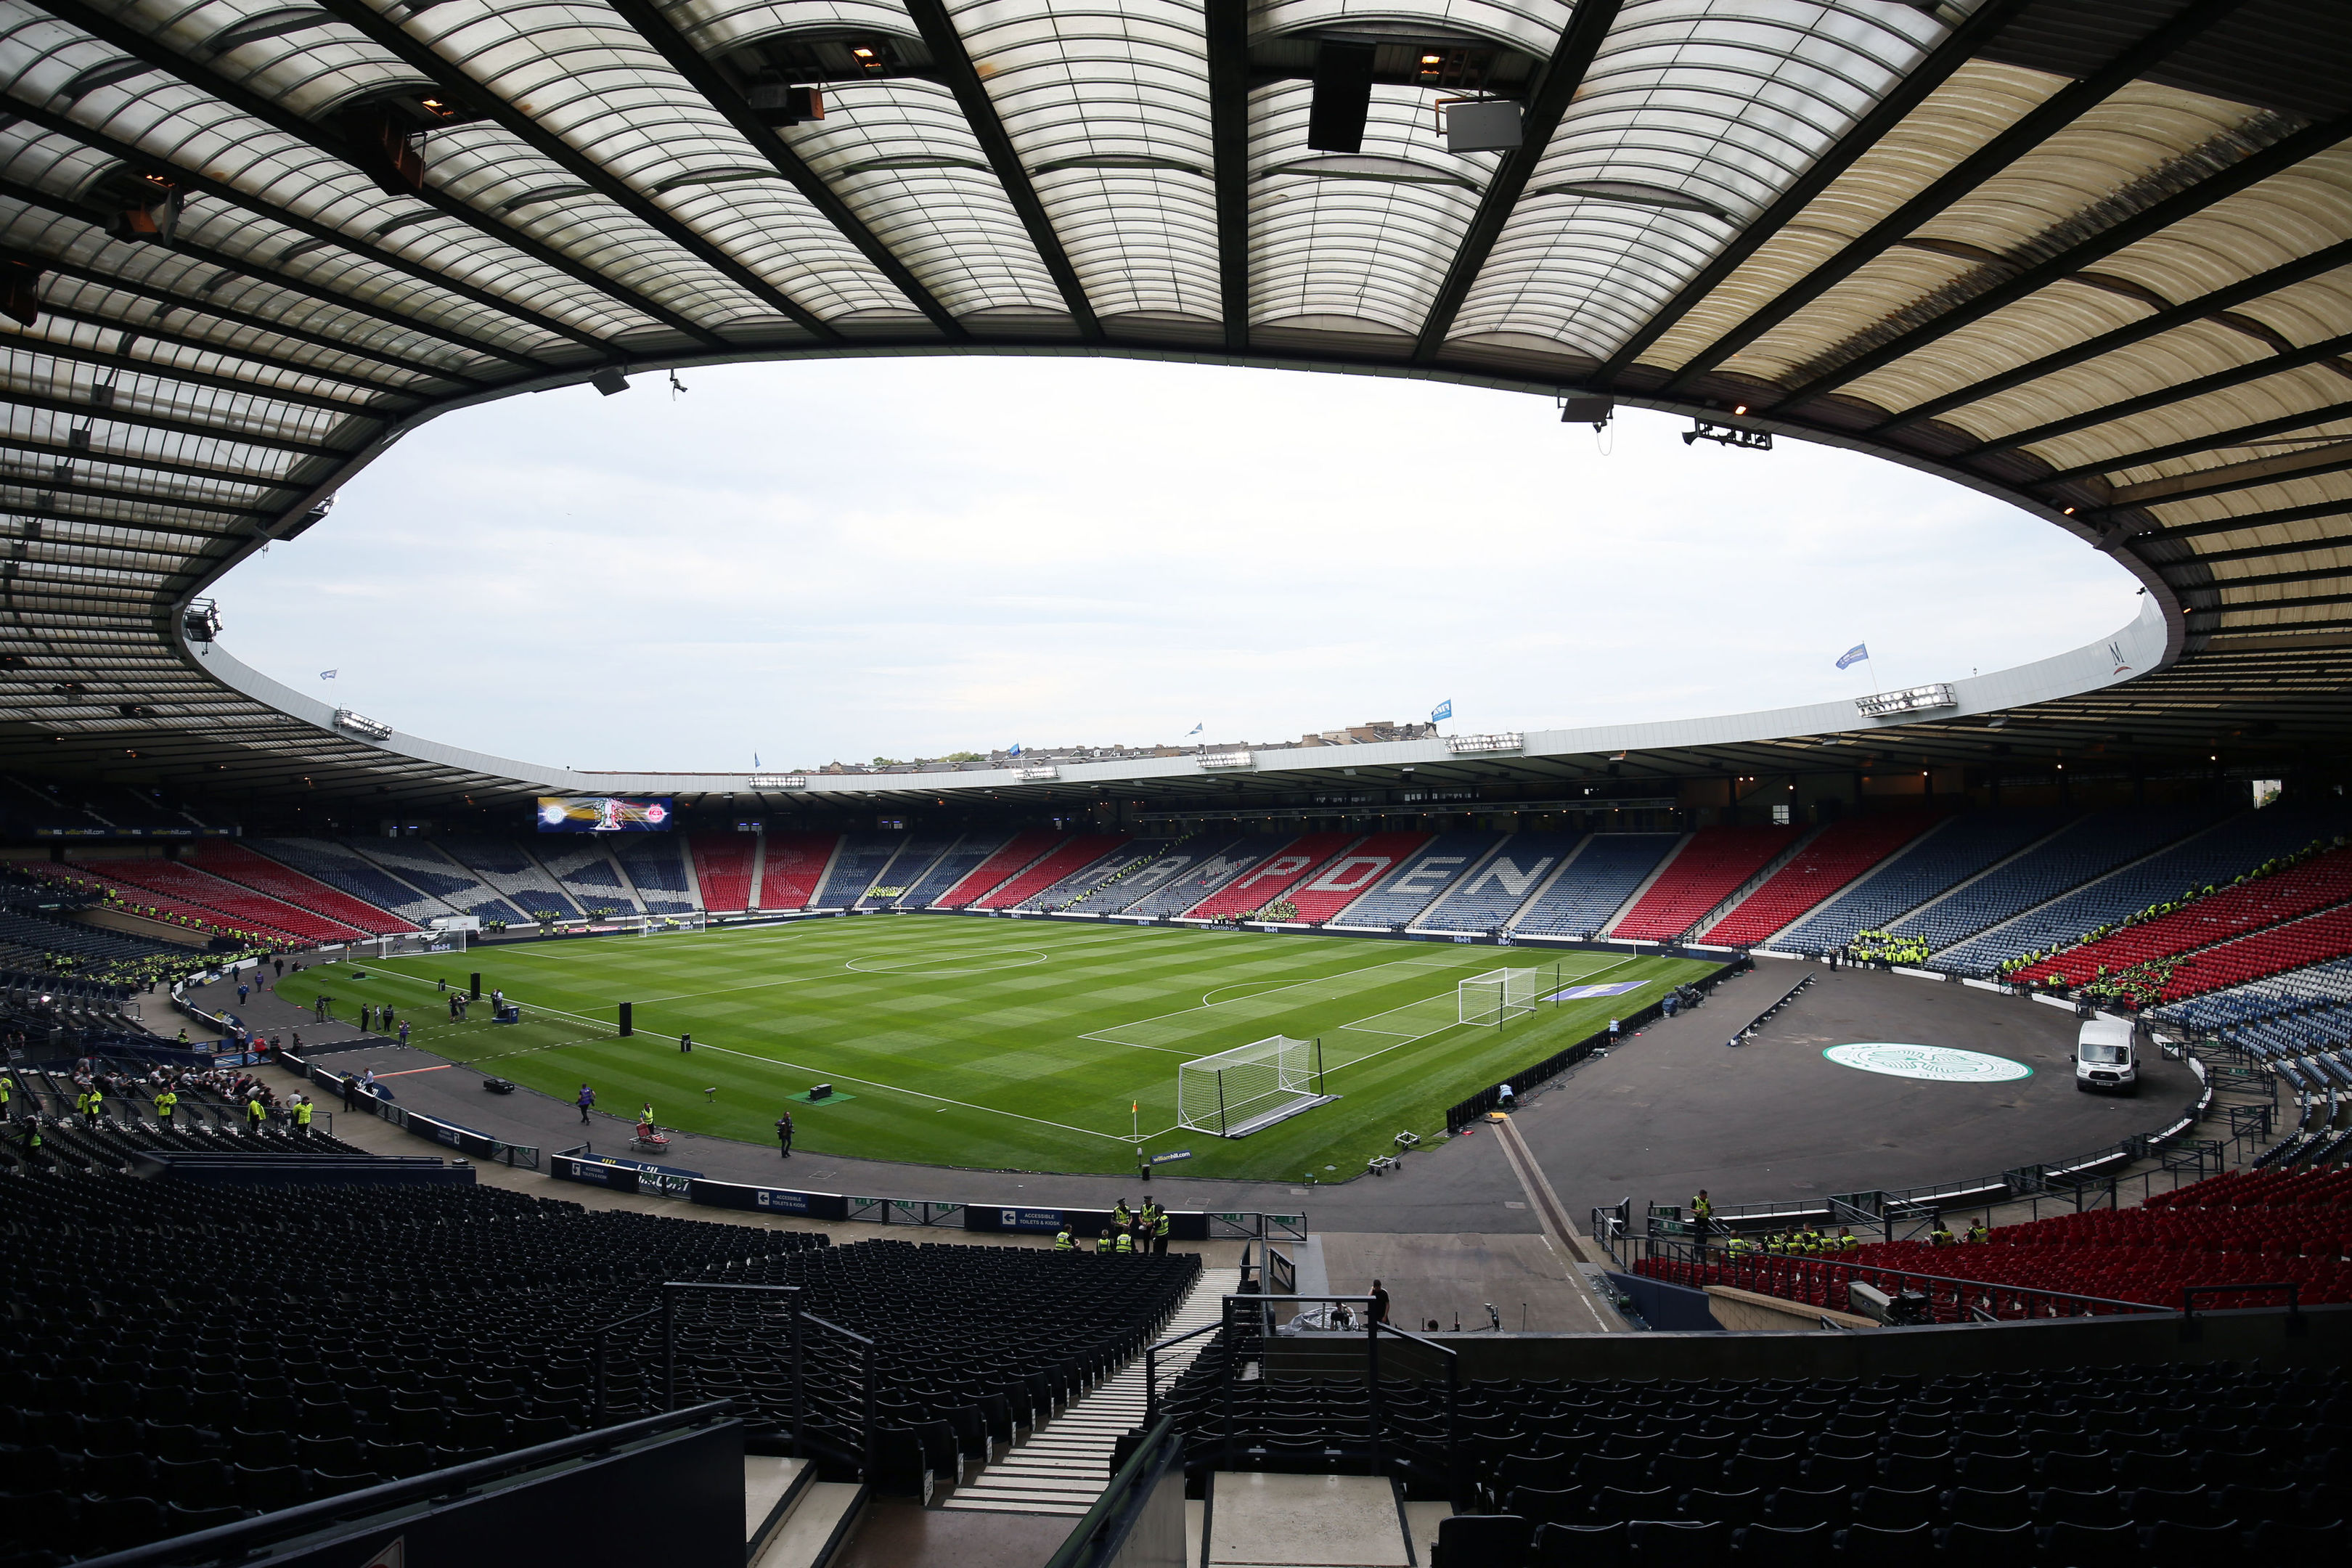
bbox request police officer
[0,1073,12,1120]
[1929,1214,1954,1246]
[1967,1216,1991,1244]
[1690,1190,1713,1249]
[1113,1227,1135,1255]
[1053,1226,1075,1252]
[1837,1228,1858,1252]
[1726,1233,1752,1260]
[1112,1199,1132,1232]
[1153,1206,1172,1256]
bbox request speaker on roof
[356,106,426,197]
[0,261,41,328]
[1307,41,1376,153]
[746,83,824,126]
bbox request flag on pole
[319,669,338,679]
[1186,723,1202,737]
[1834,644,1869,670]
[753,752,761,768]
[1008,743,1022,758]
[1431,699,1453,722]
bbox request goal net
[1459,968,1542,1027]
[1177,1036,1323,1138]
[354,929,467,958]
[629,911,707,936]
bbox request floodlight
[590,367,630,396]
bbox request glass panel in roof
[1450,0,1942,357]
[783,74,1061,317]
[954,0,1220,321]
[1251,78,1493,333]
[430,0,922,322]
[1,20,651,348]
[1255,0,1574,59]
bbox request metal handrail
[1143,1320,1220,1424]
[1042,1416,1180,1568]
[1638,1235,2170,1320]
[68,1401,738,1568]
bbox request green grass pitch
[310,916,1718,1183]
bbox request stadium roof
[0,0,2348,810]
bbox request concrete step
[750,1477,867,1568]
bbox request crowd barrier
[1444,957,1749,1132]
[278,1049,541,1169]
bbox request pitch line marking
[340,963,1130,1144]
[1080,953,1465,1045]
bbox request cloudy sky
[214,355,2142,773]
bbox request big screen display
[536,796,674,833]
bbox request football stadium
[2,3,2351,1566]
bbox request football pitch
[313,916,1718,1183]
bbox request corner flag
[1835,644,1869,670]
[1431,699,1453,722]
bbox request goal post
[1459,968,1542,1027]
[629,910,707,936]
[1176,1036,1325,1138]
[354,928,467,959]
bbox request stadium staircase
[753,831,838,910]
[976,833,1130,910]
[934,830,1065,909]
[940,1265,1238,1516]
[1604,826,1798,942]
[193,842,416,934]
[1283,832,1432,923]
[1061,835,1198,912]
[1696,812,1945,947]
[1182,833,1361,920]
[1672,823,1824,944]
[1530,833,1685,938]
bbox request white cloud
[215,356,2140,770]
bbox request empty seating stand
[753,831,838,910]
[0,1169,1196,1559]
[1427,834,1591,933]
[1887,807,2224,963]
[815,833,909,907]
[1183,833,1359,920]
[1935,810,2340,976]
[1103,836,1269,918]
[683,831,754,912]
[891,833,1012,909]
[1707,814,1945,947]
[1159,1328,2349,1561]
[248,840,453,928]
[78,861,369,946]
[1283,832,1432,923]
[609,837,695,914]
[1777,810,2075,955]
[1334,832,1501,928]
[973,834,1129,910]
[192,844,415,936]
[346,841,523,925]
[933,830,1063,909]
[1610,826,1800,942]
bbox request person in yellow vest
[1153,1206,1171,1256]
[0,1074,12,1119]
[1053,1227,1074,1252]
[1929,1214,1954,1246]
[1112,1199,1132,1232]
[1113,1228,1135,1255]
[81,1086,102,1127]
[293,1095,314,1135]
[1837,1228,1858,1252]
[1726,1234,1752,1260]
[245,1095,266,1130]
[152,1086,176,1125]
[1967,1216,1990,1244]
[1690,1191,1714,1249]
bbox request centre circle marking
[844,948,1048,978]
[1822,1042,2032,1083]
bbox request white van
[2076,1017,2139,1094]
